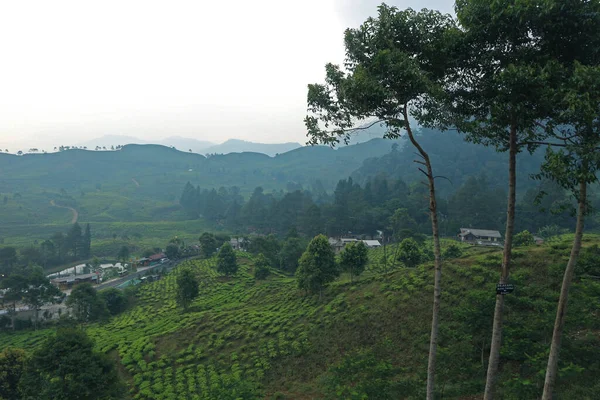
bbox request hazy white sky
[0,0,453,150]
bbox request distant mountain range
[77,135,302,156]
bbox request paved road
[96,262,174,290]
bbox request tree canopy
[216,243,238,276]
[296,235,338,297]
[19,329,124,400]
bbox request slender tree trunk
[11,301,16,331]
[34,307,39,330]
[542,180,587,400]
[403,107,443,400]
[484,126,517,400]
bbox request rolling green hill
[0,138,400,246]
[2,238,599,399]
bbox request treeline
[0,223,92,274]
[179,174,588,239]
[0,329,124,400]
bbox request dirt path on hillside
[50,200,79,224]
[132,178,140,187]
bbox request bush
[513,230,535,247]
[254,254,271,280]
[443,244,463,259]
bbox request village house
[51,272,100,290]
[362,240,382,248]
[139,252,167,266]
[229,238,248,251]
[458,228,502,244]
[328,238,381,253]
[328,237,358,254]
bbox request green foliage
[248,235,280,267]
[575,245,600,276]
[199,232,218,258]
[19,328,124,399]
[99,288,128,316]
[323,349,409,399]
[443,244,463,259]
[297,235,338,295]
[340,241,368,282]
[176,267,199,311]
[1,242,600,398]
[66,283,109,322]
[278,237,305,273]
[165,243,180,260]
[117,244,130,263]
[217,243,238,276]
[397,238,422,268]
[514,230,535,247]
[253,254,271,280]
[0,347,27,400]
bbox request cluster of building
[328,237,382,254]
[458,228,543,245]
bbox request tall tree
[39,240,56,268]
[66,283,108,322]
[117,245,130,265]
[296,234,338,299]
[0,273,27,330]
[340,241,368,282]
[397,238,422,268]
[176,267,199,311]
[19,329,124,399]
[0,246,17,274]
[199,232,218,258]
[253,253,271,280]
[539,63,600,399]
[305,6,456,397]
[50,232,66,262]
[99,288,128,316]
[81,223,92,259]
[21,266,61,329]
[65,223,82,259]
[451,2,600,397]
[216,243,237,276]
[279,237,305,274]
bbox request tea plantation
[1,237,599,399]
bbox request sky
[0,0,453,151]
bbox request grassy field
[2,237,600,399]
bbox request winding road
[50,200,79,224]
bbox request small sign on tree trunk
[496,283,515,295]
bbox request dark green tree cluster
[179,183,244,225]
[177,164,588,245]
[0,266,62,330]
[176,267,199,310]
[340,241,368,283]
[253,253,271,280]
[13,329,124,399]
[296,235,338,298]
[61,284,131,325]
[66,283,110,322]
[0,223,93,274]
[216,243,238,276]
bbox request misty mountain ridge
[77,135,300,156]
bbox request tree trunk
[403,107,443,400]
[34,307,39,330]
[484,126,517,400]
[542,180,587,400]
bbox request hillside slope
[0,138,399,238]
[2,237,599,399]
